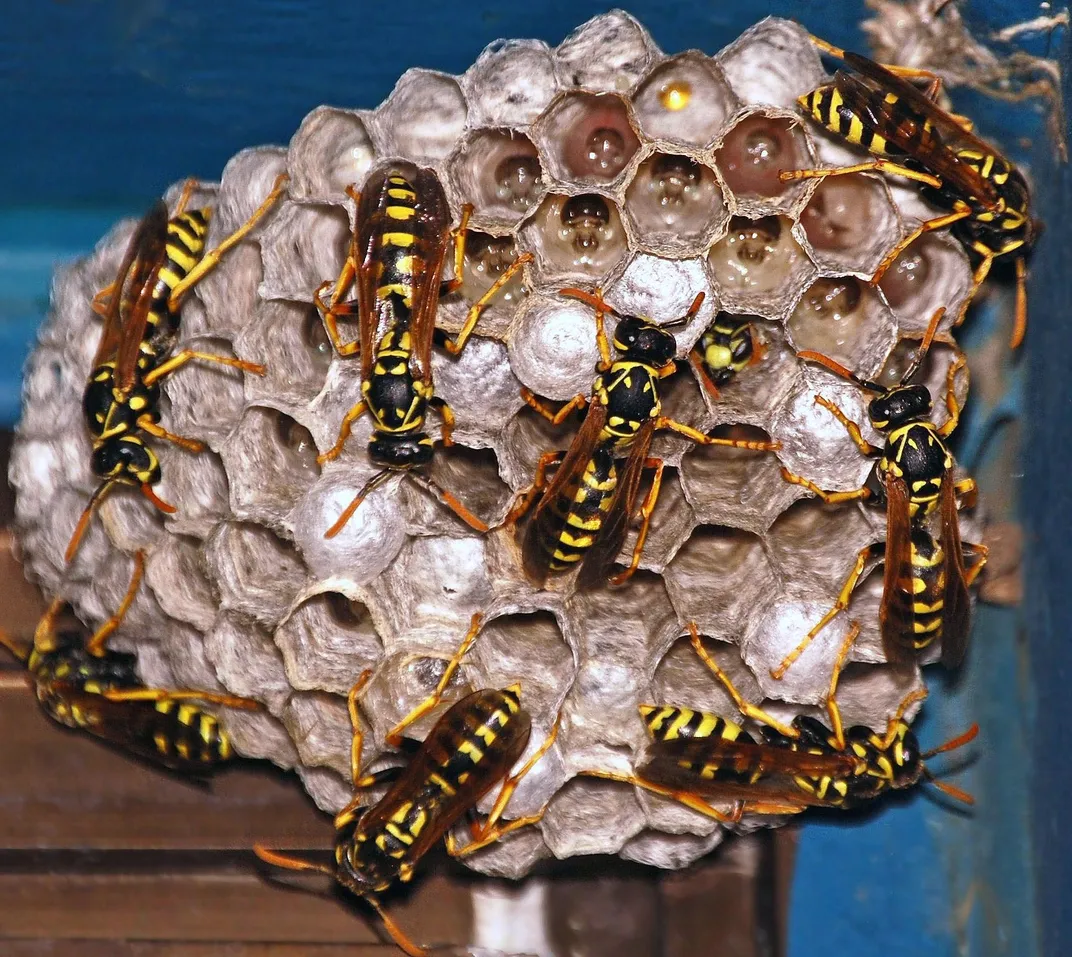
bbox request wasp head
[613,316,677,367]
[368,433,434,469]
[867,383,931,431]
[888,723,924,790]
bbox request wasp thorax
[868,384,931,430]
[614,316,676,365]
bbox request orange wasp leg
[83,550,146,656]
[135,416,204,454]
[609,457,664,587]
[503,450,567,527]
[140,350,266,388]
[317,400,368,465]
[872,207,974,284]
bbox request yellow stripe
[386,205,416,221]
[381,232,416,247]
[166,243,198,272]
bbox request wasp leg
[656,417,781,451]
[64,480,119,564]
[315,274,362,358]
[780,159,943,188]
[317,400,368,465]
[172,177,199,217]
[140,350,266,388]
[878,687,930,751]
[345,669,375,788]
[31,596,67,656]
[440,250,533,356]
[84,551,145,656]
[439,203,473,297]
[385,614,484,748]
[937,353,968,438]
[962,541,989,588]
[872,208,975,284]
[406,473,490,533]
[91,282,118,318]
[814,395,879,456]
[101,687,260,709]
[779,467,872,505]
[448,711,562,856]
[823,620,862,750]
[576,769,744,824]
[427,395,455,448]
[166,173,289,310]
[770,544,882,680]
[504,450,566,527]
[1011,255,1028,349]
[805,35,945,85]
[135,416,205,454]
[687,624,800,738]
[954,477,978,510]
[520,388,589,426]
[609,457,664,587]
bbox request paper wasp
[782,35,1039,348]
[772,306,987,678]
[66,174,288,563]
[313,164,533,538]
[506,288,781,588]
[587,622,976,819]
[0,551,260,772]
[255,613,559,957]
[689,311,764,398]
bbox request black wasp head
[91,437,160,484]
[368,433,434,469]
[891,725,924,790]
[867,383,931,432]
[613,316,677,366]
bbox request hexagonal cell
[275,589,384,696]
[156,447,231,540]
[607,254,715,349]
[542,777,645,858]
[237,300,333,408]
[707,215,815,319]
[713,111,810,210]
[798,174,900,275]
[159,336,253,444]
[624,153,727,256]
[680,425,794,534]
[535,92,641,186]
[621,829,724,869]
[462,39,559,127]
[258,201,351,303]
[877,234,973,332]
[519,192,629,285]
[617,468,695,573]
[450,129,545,227]
[429,335,523,436]
[554,11,658,93]
[651,630,765,718]
[205,610,293,715]
[287,106,375,203]
[496,403,583,494]
[223,405,321,523]
[435,231,531,341]
[631,53,737,148]
[662,525,778,640]
[765,497,879,598]
[205,521,308,626]
[399,446,512,536]
[786,276,897,371]
[717,18,826,109]
[145,534,218,632]
[284,691,353,777]
[373,69,467,161]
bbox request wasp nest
[12,13,981,876]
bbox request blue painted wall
[2,2,1063,954]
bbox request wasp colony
[14,12,1003,928]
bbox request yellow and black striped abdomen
[542,446,618,571]
[146,698,234,767]
[799,85,897,156]
[641,704,747,744]
[374,175,423,310]
[148,208,210,342]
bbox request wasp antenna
[921,721,979,759]
[64,481,118,563]
[368,896,429,957]
[796,350,881,392]
[407,473,489,532]
[324,469,394,539]
[900,306,946,384]
[926,776,976,806]
[253,843,336,877]
[559,286,621,318]
[140,484,177,515]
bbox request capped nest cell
[12,12,981,878]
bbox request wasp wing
[407,167,453,387]
[835,54,1001,209]
[939,467,972,669]
[577,418,656,589]
[521,400,608,586]
[352,168,396,383]
[879,475,917,667]
[97,202,170,396]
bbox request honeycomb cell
[713,111,809,206]
[145,534,218,632]
[622,829,724,869]
[631,54,737,148]
[275,589,384,695]
[450,130,545,228]
[623,154,727,255]
[662,525,778,638]
[608,254,715,349]
[429,335,523,434]
[535,92,641,186]
[223,406,321,523]
[399,447,511,535]
[707,215,814,318]
[237,300,333,408]
[617,468,695,574]
[554,11,658,93]
[877,234,973,332]
[496,403,583,495]
[682,423,794,531]
[799,174,900,275]
[206,521,308,626]
[205,610,293,715]
[259,201,351,302]
[717,18,826,108]
[462,39,559,126]
[519,193,628,285]
[787,276,897,371]
[543,777,645,858]
[287,106,376,203]
[159,336,252,443]
[651,631,763,718]
[375,69,468,161]
[284,691,353,778]
[875,339,967,432]
[154,447,231,540]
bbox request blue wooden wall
[2,2,1065,955]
